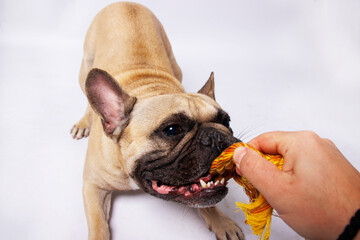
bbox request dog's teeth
[200,180,207,188]
[214,180,219,186]
[220,178,225,184]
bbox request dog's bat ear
[85,68,137,141]
[198,72,215,100]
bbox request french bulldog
[71,2,244,240]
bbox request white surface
[0,0,359,239]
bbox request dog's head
[86,69,239,208]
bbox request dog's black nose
[197,127,239,152]
[199,128,224,146]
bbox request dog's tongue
[152,181,175,194]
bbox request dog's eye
[162,124,183,137]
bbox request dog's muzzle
[134,126,240,208]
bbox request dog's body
[71,2,244,240]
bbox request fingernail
[233,147,248,166]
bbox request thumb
[233,146,284,196]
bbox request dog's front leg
[83,182,113,240]
[198,207,245,240]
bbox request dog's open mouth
[145,172,229,208]
[151,174,227,197]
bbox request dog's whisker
[236,124,260,142]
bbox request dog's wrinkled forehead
[130,93,221,131]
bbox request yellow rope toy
[210,142,284,240]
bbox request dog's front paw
[70,116,91,140]
[210,215,245,240]
[70,124,90,140]
[71,106,93,140]
[198,207,245,240]
[70,123,90,140]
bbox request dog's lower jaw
[135,164,230,207]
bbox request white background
[0,0,359,239]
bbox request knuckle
[298,131,322,145]
[322,137,335,146]
[299,130,319,139]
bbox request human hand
[233,131,360,240]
